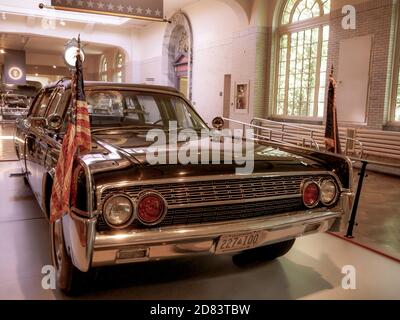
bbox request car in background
[1,93,30,120]
[0,80,42,100]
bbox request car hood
[81,130,326,170]
[80,130,351,189]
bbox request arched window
[114,52,125,83]
[100,56,108,82]
[275,0,331,119]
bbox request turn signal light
[302,181,320,208]
[137,192,167,226]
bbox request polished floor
[348,170,400,260]
[0,161,399,299]
[0,124,17,161]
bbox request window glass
[31,91,53,117]
[275,0,331,119]
[100,56,108,82]
[45,89,64,116]
[85,90,207,130]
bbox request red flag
[324,68,341,154]
[50,47,91,223]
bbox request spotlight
[53,65,57,69]
[0,49,5,54]
[60,20,66,26]
[35,73,39,77]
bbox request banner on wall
[2,50,26,85]
[51,0,164,21]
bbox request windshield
[86,90,208,131]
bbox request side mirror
[47,114,63,131]
[212,117,225,130]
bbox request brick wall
[327,0,394,129]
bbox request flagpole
[330,65,338,154]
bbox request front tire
[50,219,88,295]
[232,239,296,266]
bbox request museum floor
[0,123,399,299]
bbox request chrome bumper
[64,193,353,271]
[92,209,342,267]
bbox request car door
[15,90,44,172]
[25,89,55,206]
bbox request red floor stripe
[328,232,400,264]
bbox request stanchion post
[346,160,368,238]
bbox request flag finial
[330,64,334,77]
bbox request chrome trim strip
[78,158,95,218]
[93,207,342,249]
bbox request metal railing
[250,117,364,158]
[221,117,321,151]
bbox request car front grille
[99,175,325,207]
[97,173,333,231]
[97,197,304,231]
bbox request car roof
[44,79,181,96]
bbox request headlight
[103,195,134,229]
[302,180,320,208]
[320,179,338,205]
[136,191,167,226]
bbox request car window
[86,90,208,130]
[46,88,68,117]
[31,90,53,117]
[136,95,163,125]
[29,92,44,117]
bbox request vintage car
[15,80,354,294]
[1,93,30,120]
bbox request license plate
[215,231,264,254]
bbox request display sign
[2,50,26,85]
[51,0,164,21]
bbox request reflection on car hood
[80,130,323,172]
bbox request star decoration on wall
[53,1,163,18]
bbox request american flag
[50,46,91,223]
[324,67,341,154]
